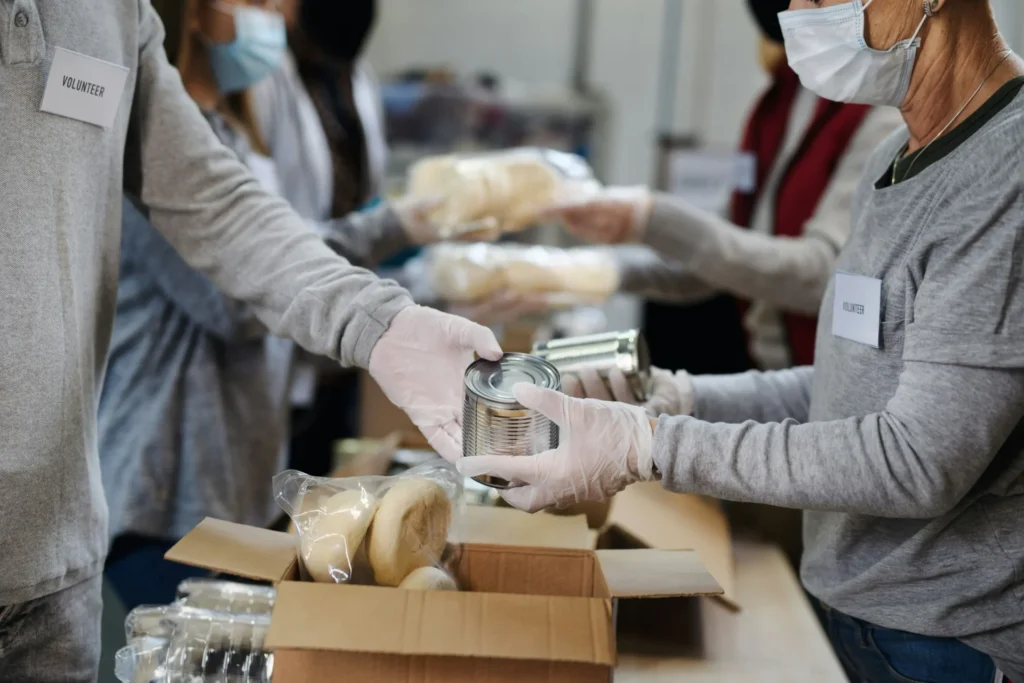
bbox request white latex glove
[369,306,503,463]
[457,385,656,512]
[544,186,653,244]
[643,368,695,417]
[394,195,501,244]
[562,368,637,403]
[448,290,553,326]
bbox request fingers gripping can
[531,329,651,402]
[462,353,561,489]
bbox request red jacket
[730,67,871,367]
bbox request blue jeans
[814,600,1002,683]
[104,534,209,612]
[0,575,102,683]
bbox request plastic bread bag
[273,461,463,590]
[427,243,620,305]
[174,578,276,615]
[117,606,271,683]
[406,148,602,239]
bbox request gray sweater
[0,0,411,605]
[101,113,409,542]
[653,90,1024,678]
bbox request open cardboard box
[596,483,740,653]
[167,517,723,682]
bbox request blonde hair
[151,0,270,156]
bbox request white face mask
[778,0,929,107]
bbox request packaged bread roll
[399,566,458,592]
[428,244,619,303]
[368,478,452,587]
[301,489,379,583]
[408,148,600,238]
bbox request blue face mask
[205,3,286,94]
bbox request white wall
[367,0,1024,186]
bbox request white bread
[301,489,379,583]
[398,566,458,592]
[368,478,452,587]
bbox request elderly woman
[461,2,1024,682]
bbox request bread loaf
[368,478,452,587]
[301,489,379,583]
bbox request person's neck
[899,9,1023,153]
[181,36,222,113]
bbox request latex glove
[562,368,637,403]
[544,186,653,244]
[394,195,501,244]
[448,290,553,326]
[369,305,503,463]
[643,368,695,417]
[457,385,655,512]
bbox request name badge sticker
[40,48,130,129]
[832,271,882,348]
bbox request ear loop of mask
[861,0,930,48]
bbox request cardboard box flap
[165,518,298,583]
[458,506,591,549]
[266,582,615,666]
[607,484,737,606]
[595,549,722,599]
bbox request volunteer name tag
[832,271,881,348]
[40,48,129,129]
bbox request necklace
[892,50,1014,185]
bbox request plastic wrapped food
[117,606,272,683]
[175,579,276,616]
[428,243,619,304]
[273,461,463,588]
[407,148,601,238]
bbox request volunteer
[462,1,1024,681]
[0,2,499,680]
[101,0,447,610]
[552,0,903,372]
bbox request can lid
[465,353,560,405]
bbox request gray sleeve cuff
[641,195,718,270]
[691,367,815,424]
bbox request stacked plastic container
[114,580,276,683]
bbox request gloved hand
[562,368,637,403]
[643,368,694,417]
[393,195,501,244]
[563,367,694,418]
[391,196,446,245]
[544,186,653,244]
[369,305,503,463]
[448,290,553,326]
[457,385,656,512]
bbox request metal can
[462,353,560,489]
[531,329,651,402]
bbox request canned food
[532,329,651,402]
[462,353,560,489]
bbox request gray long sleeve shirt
[0,0,412,605]
[617,107,904,368]
[652,91,1024,678]
[101,112,409,543]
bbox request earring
[924,0,940,18]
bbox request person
[461,1,1024,681]
[551,0,904,373]
[249,0,392,477]
[0,2,500,681]
[101,0,443,611]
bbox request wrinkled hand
[448,290,553,326]
[562,368,638,403]
[457,385,655,512]
[544,186,653,244]
[369,306,502,462]
[643,367,694,417]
